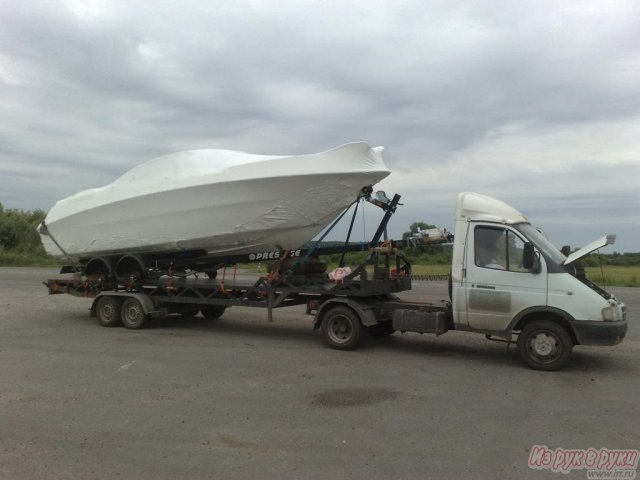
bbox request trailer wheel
[201,305,226,320]
[321,306,364,350]
[517,320,573,371]
[121,298,148,329]
[96,296,122,327]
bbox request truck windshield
[515,223,566,266]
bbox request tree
[0,207,47,254]
[402,222,436,240]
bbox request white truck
[45,191,628,371]
[447,192,627,370]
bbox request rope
[220,265,228,294]
[304,199,359,259]
[361,199,366,244]
[598,250,607,290]
[266,250,290,284]
[39,221,68,257]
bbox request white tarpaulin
[39,142,390,259]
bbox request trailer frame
[44,192,453,348]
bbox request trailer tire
[321,306,363,350]
[517,320,573,371]
[201,305,226,320]
[96,296,122,327]
[121,298,148,329]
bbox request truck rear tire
[517,320,573,371]
[121,297,148,329]
[96,296,122,327]
[176,305,200,318]
[321,306,363,350]
[201,305,226,320]
[368,321,395,337]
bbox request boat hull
[39,142,390,260]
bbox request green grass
[407,264,452,276]
[242,260,639,287]
[586,266,640,288]
[409,264,639,287]
[4,252,637,287]
[0,251,62,267]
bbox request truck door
[462,224,547,331]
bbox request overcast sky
[1,0,639,252]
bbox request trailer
[44,191,628,371]
[45,192,449,348]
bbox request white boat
[38,142,390,261]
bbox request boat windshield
[515,223,566,266]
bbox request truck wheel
[176,306,200,318]
[201,305,226,320]
[368,321,395,337]
[121,298,148,329]
[321,306,363,350]
[96,296,122,327]
[517,320,573,371]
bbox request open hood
[563,235,616,265]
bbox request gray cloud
[1,0,639,251]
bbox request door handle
[473,284,496,290]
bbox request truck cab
[450,192,627,370]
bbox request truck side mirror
[522,242,540,273]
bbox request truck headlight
[602,305,622,322]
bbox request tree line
[0,208,638,267]
[0,204,51,265]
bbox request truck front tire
[517,320,573,371]
[321,306,364,350]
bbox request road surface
[1,267,638,479]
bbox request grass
[0,251,62,267]
[409,264,639,287]
[242,260,639,287]
[4,252,638,287]
[409,265,639,287]
[585,266,640,288]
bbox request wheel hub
[101,304,114,319]
[127,306,141,321]
[330,317,351,341]
[530,333,558,358]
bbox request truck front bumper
[570,319,628,346]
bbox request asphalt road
[1,267,638,480]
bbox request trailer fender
[90,292,160,318]
[314,298,377,330]
[115,254,146,277]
